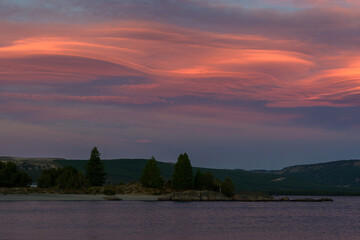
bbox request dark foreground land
[0,183,333,202]
[3,157,360,196]
[159,190,333,202]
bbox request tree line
[0,161,32,187]
[0,147,236,197]
[0,147,107,189]
[140,152,236,197]
[38,147,106,189]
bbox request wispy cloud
[1,0,360,168]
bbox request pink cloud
[0,15,360,111]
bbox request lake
[0,197,359,239]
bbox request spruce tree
[85,147,106,186]
[140,157,164,188]
[172,153,193,190]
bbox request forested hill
[1,156,360,195]
[271,160,360,188]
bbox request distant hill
[0,156,63,181]
[2,156,360,195]
[272,160,360,188]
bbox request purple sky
[1,0,360,169]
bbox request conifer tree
[85,147,106,186]
[172,153,193,190]
[140,157,164,188]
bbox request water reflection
[0,197,359,240]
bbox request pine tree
[85,147,106,186]
[140,157,164,188]
[172,153,193,190]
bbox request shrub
[103,188,116,195]
[56,166,89,190]
[194,169,202,190]
[194,170,217,191]
[38,166,89,189]
[202,171,215,191]
[38,168,62,188]
[221,177,235,197]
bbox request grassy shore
[0,193,160,201]
[0,182,172,201]
[0,182,172,195]
[0,182,337,202]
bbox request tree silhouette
[140,156,164,188]
[172,153,193,190]
[85,147,106,186]
[38,166,89,189]
[221,177,235,197]
[0,161,31,187]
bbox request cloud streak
[1,19,359,108]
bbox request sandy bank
[0,193,160,201]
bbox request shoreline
[0,193,334,202]
[0,193,160,201]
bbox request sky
[1,0,360,169]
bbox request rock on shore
[159,190,274,201]
[159,190,231,201]
[103,196,122,201]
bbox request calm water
[0,197,360,240]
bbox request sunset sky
[1,0,360,169]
